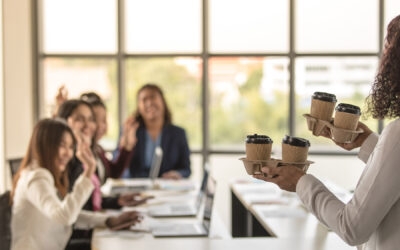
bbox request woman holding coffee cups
[255,15,400,250]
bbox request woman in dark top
[116,83,191,179]
[56,99,146,209]
[80,92,136,180]
[54,88,138,180]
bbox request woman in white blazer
[254,15,400,250]
[11,119,141,250]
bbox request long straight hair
[11,118,76,201]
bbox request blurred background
[1,0,399,229]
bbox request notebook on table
[151,176,216,237]
[148,167,209,217]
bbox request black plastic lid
[282,135,310,147]
[246,134,273,144]
[312,92,337,102]
[335,103,361,115]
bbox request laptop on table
[148,167,209,217]
[110,147,163,195]
[151,176,216,237]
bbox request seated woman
[79,92,137,181]
[10,118,141,250]
[56,99,146,210]
[54,87,137,181]
[56,99,145,247]
[116,83,191,179]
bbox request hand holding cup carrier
[304,91,363,143]
[240,134,313,176]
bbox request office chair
[8,158,22,177]
[0,191,11,250]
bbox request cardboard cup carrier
[241,135,313,175]
[304,92,363,143]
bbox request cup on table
[334,103,361,131]
[281,135,310,163]
[310,92,337,122]
[245,134,273,161]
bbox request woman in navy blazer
[129,123,191,178]
[118,83,191,179]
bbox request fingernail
[262,167,270,173]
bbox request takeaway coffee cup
[245,134,273,160]
[281,135,310,163]
[334,103,361,131]
[310,92,337,121]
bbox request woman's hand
[75,130,96,178]
[55,85,68,106]
[320,121,373,151]
[117,193,154,207]
[52,85,68,117]
[106,211,142,230]
[120,116,139,151]
[253,166,305,192]
[161,170,182,180]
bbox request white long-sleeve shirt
[297,118,400,250]
[11,165,109,250]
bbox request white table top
[92,178,355,250]
[93,178,230,246]
[230,179,351,239]
[92,233,354,250]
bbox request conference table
[230,178,353,240]
[92,234,354,250]
[92,178,355,250]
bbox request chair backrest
[0,191,12,250]
[8,158,23,177]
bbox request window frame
[33,0,386,164]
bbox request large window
[209,57,289,150]
[125,57,202,150]
[42,0,117,53]
[37,0,392,158]
[209,0,289,53]
[125,0,202,53]
[42,58,119,148]
[296,0,378,52]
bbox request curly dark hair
[366,15,400,119]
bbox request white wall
[0,0,4,192]
[1,0,34,191]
